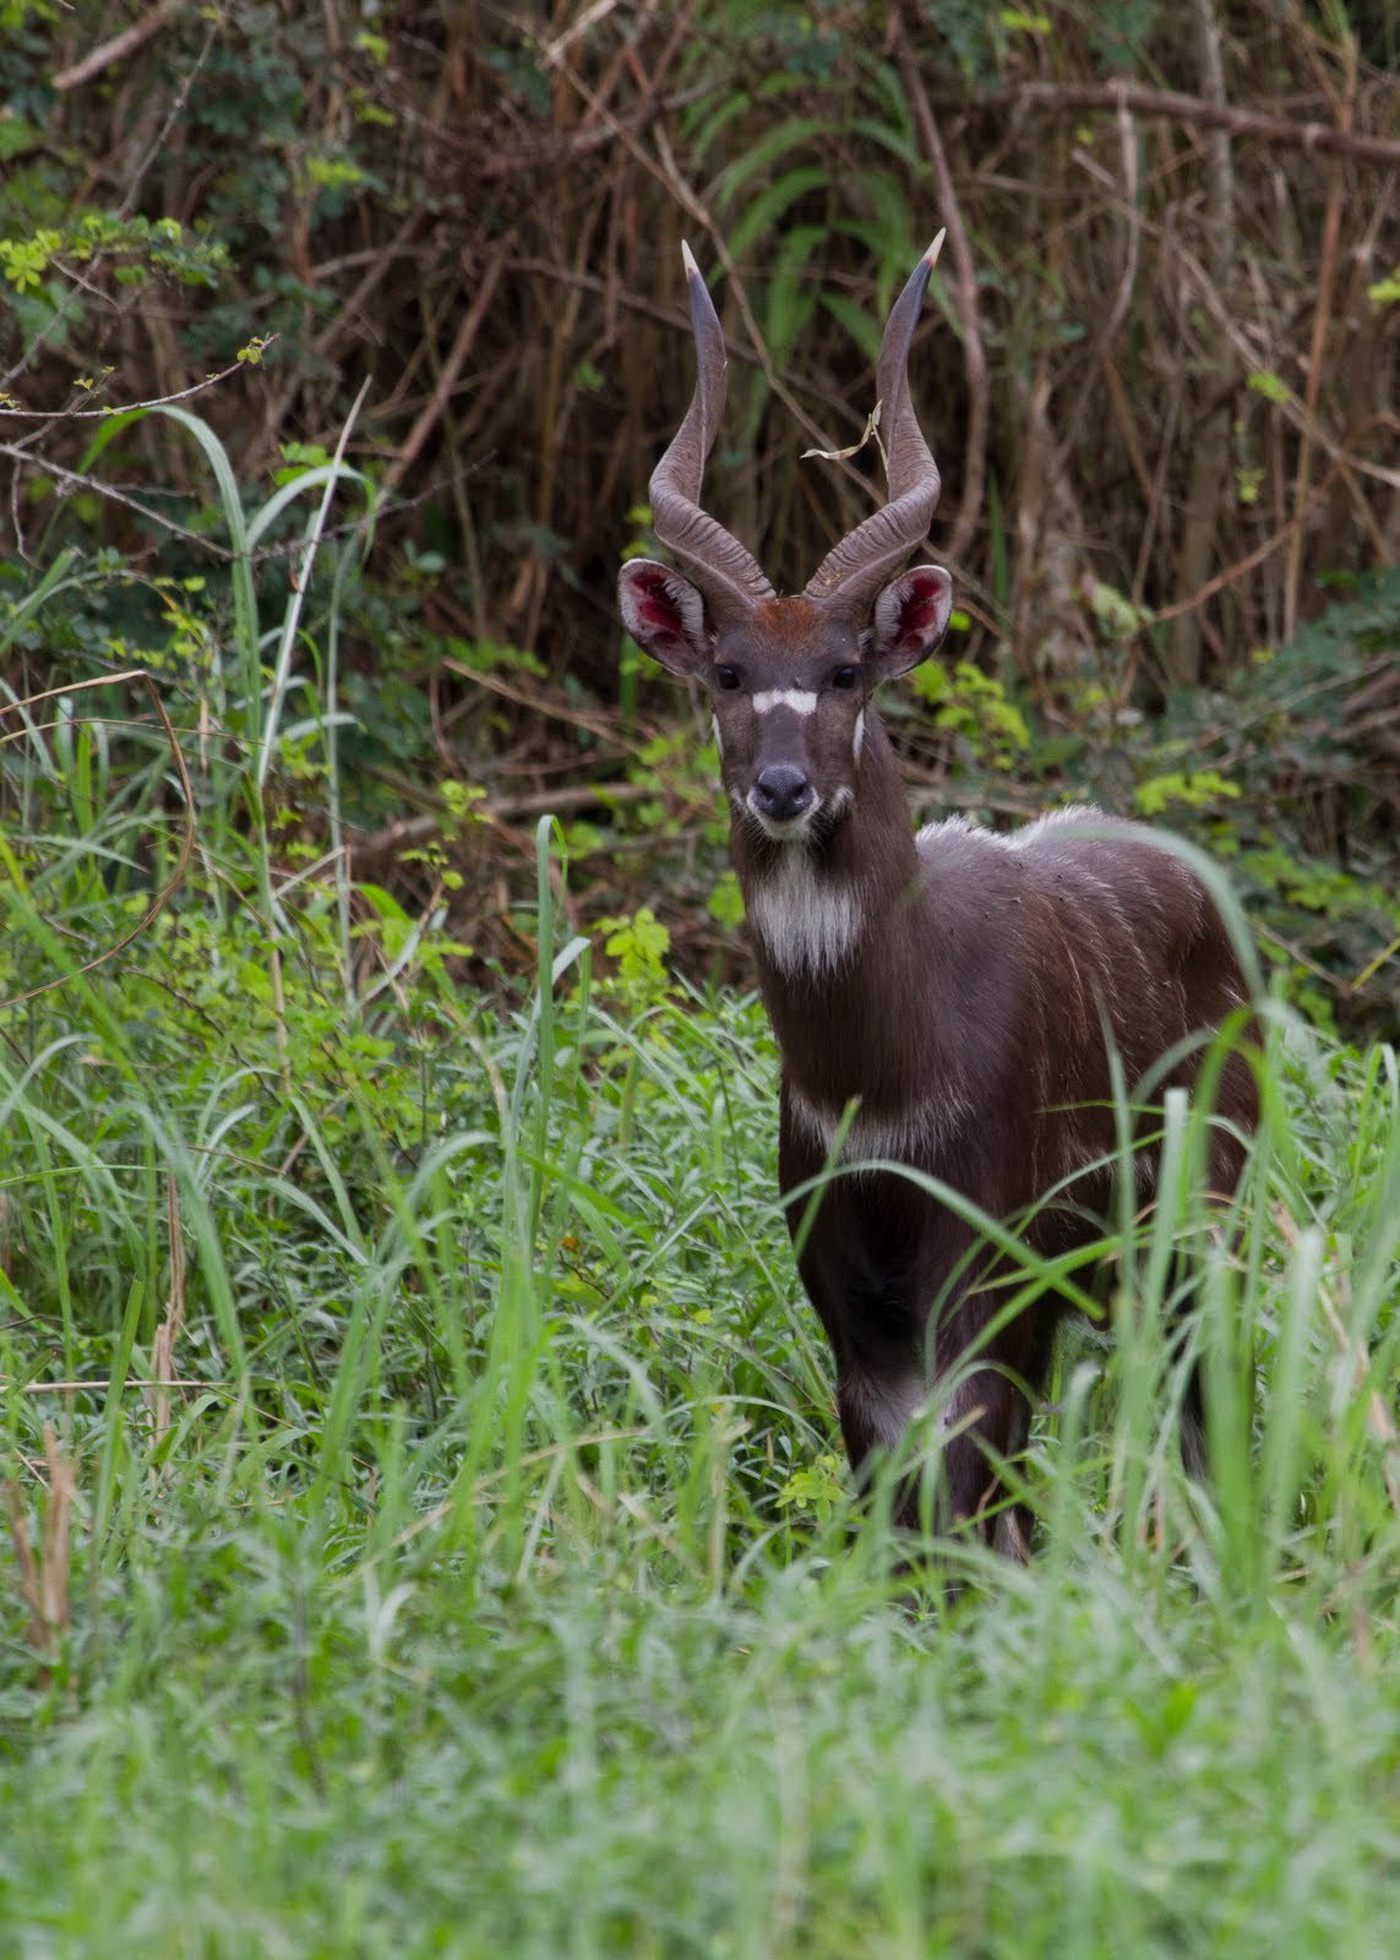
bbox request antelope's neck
[731,719,945,1125]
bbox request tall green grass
[1,472,1398,1952]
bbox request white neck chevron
[747,848,863,976]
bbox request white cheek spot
[853,708,865,763]
[748,850,862,976]
[752,688,818,717]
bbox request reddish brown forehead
[716,597,859,675]
[750,596,824,642]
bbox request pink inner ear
[632,567,685,633]
[897,571,944,639]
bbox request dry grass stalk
[1277,1203,1400,1521]
[148,1172,187,1450]
[4,1422,77,1664]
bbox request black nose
[752,764,814,824]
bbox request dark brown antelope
[618,238,1257,1544]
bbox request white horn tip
[924,230,947,268]
[681,239,701,278]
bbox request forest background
[1,3,1399,1953]
[3,0,1399,1034]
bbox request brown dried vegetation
[3,1,1398,1017]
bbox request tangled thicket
[2,1,1399,1031]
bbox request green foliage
[909,658,1030,769]
[1248,369,1292,405]
[707,868,746,930]
[0,212,226,294]
[1084,577,1153,644]
[3,390,1400,1944]
[775,1449,846,1522]
[2,29,1399,1932]
[1135,768,1240,816]
[2,681,1399,1946]
[595,904,674,1006]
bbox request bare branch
[385,247,507,491]
[53,2,179,93]
[1007,78,1400,167]
[0,348,277,424]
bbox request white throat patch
[747,848,863,976]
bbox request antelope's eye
[714,664,741,692]
[832,665,859,690]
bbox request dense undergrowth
[4,1,1400,1033]
[1,604,1398,1950]
[1,6,1398,1951]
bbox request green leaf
[726,166,831,266]
[1247,370,1290,405]
[1134,770,1241,816]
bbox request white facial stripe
[752,688,818,717]
[853,709,865,762]
[710,712,724,759]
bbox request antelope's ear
[869,564,953,677]
[618,559,710,677]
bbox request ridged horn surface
[648,242,776,624]
[802,233,945,618]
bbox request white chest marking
[752,688,818,717]
[787,1082,964,1170]
[844,1366,988,1457]
[844,1366,929,1452]
[747,850,862,976]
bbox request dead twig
[347,780,655,865]
[4,1423,76,1664]
[539,0,635,69]
[5,1377,209,1394]
[1008,79,1400,168]
[0,346,277,424]
[1170,0,1238,686]
[53,2,179,93]
[547,41,855,474]
[385,244,509,491]
[1284,34,1356,642]
[442,654,635,746]
[148,1172,187,1449]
